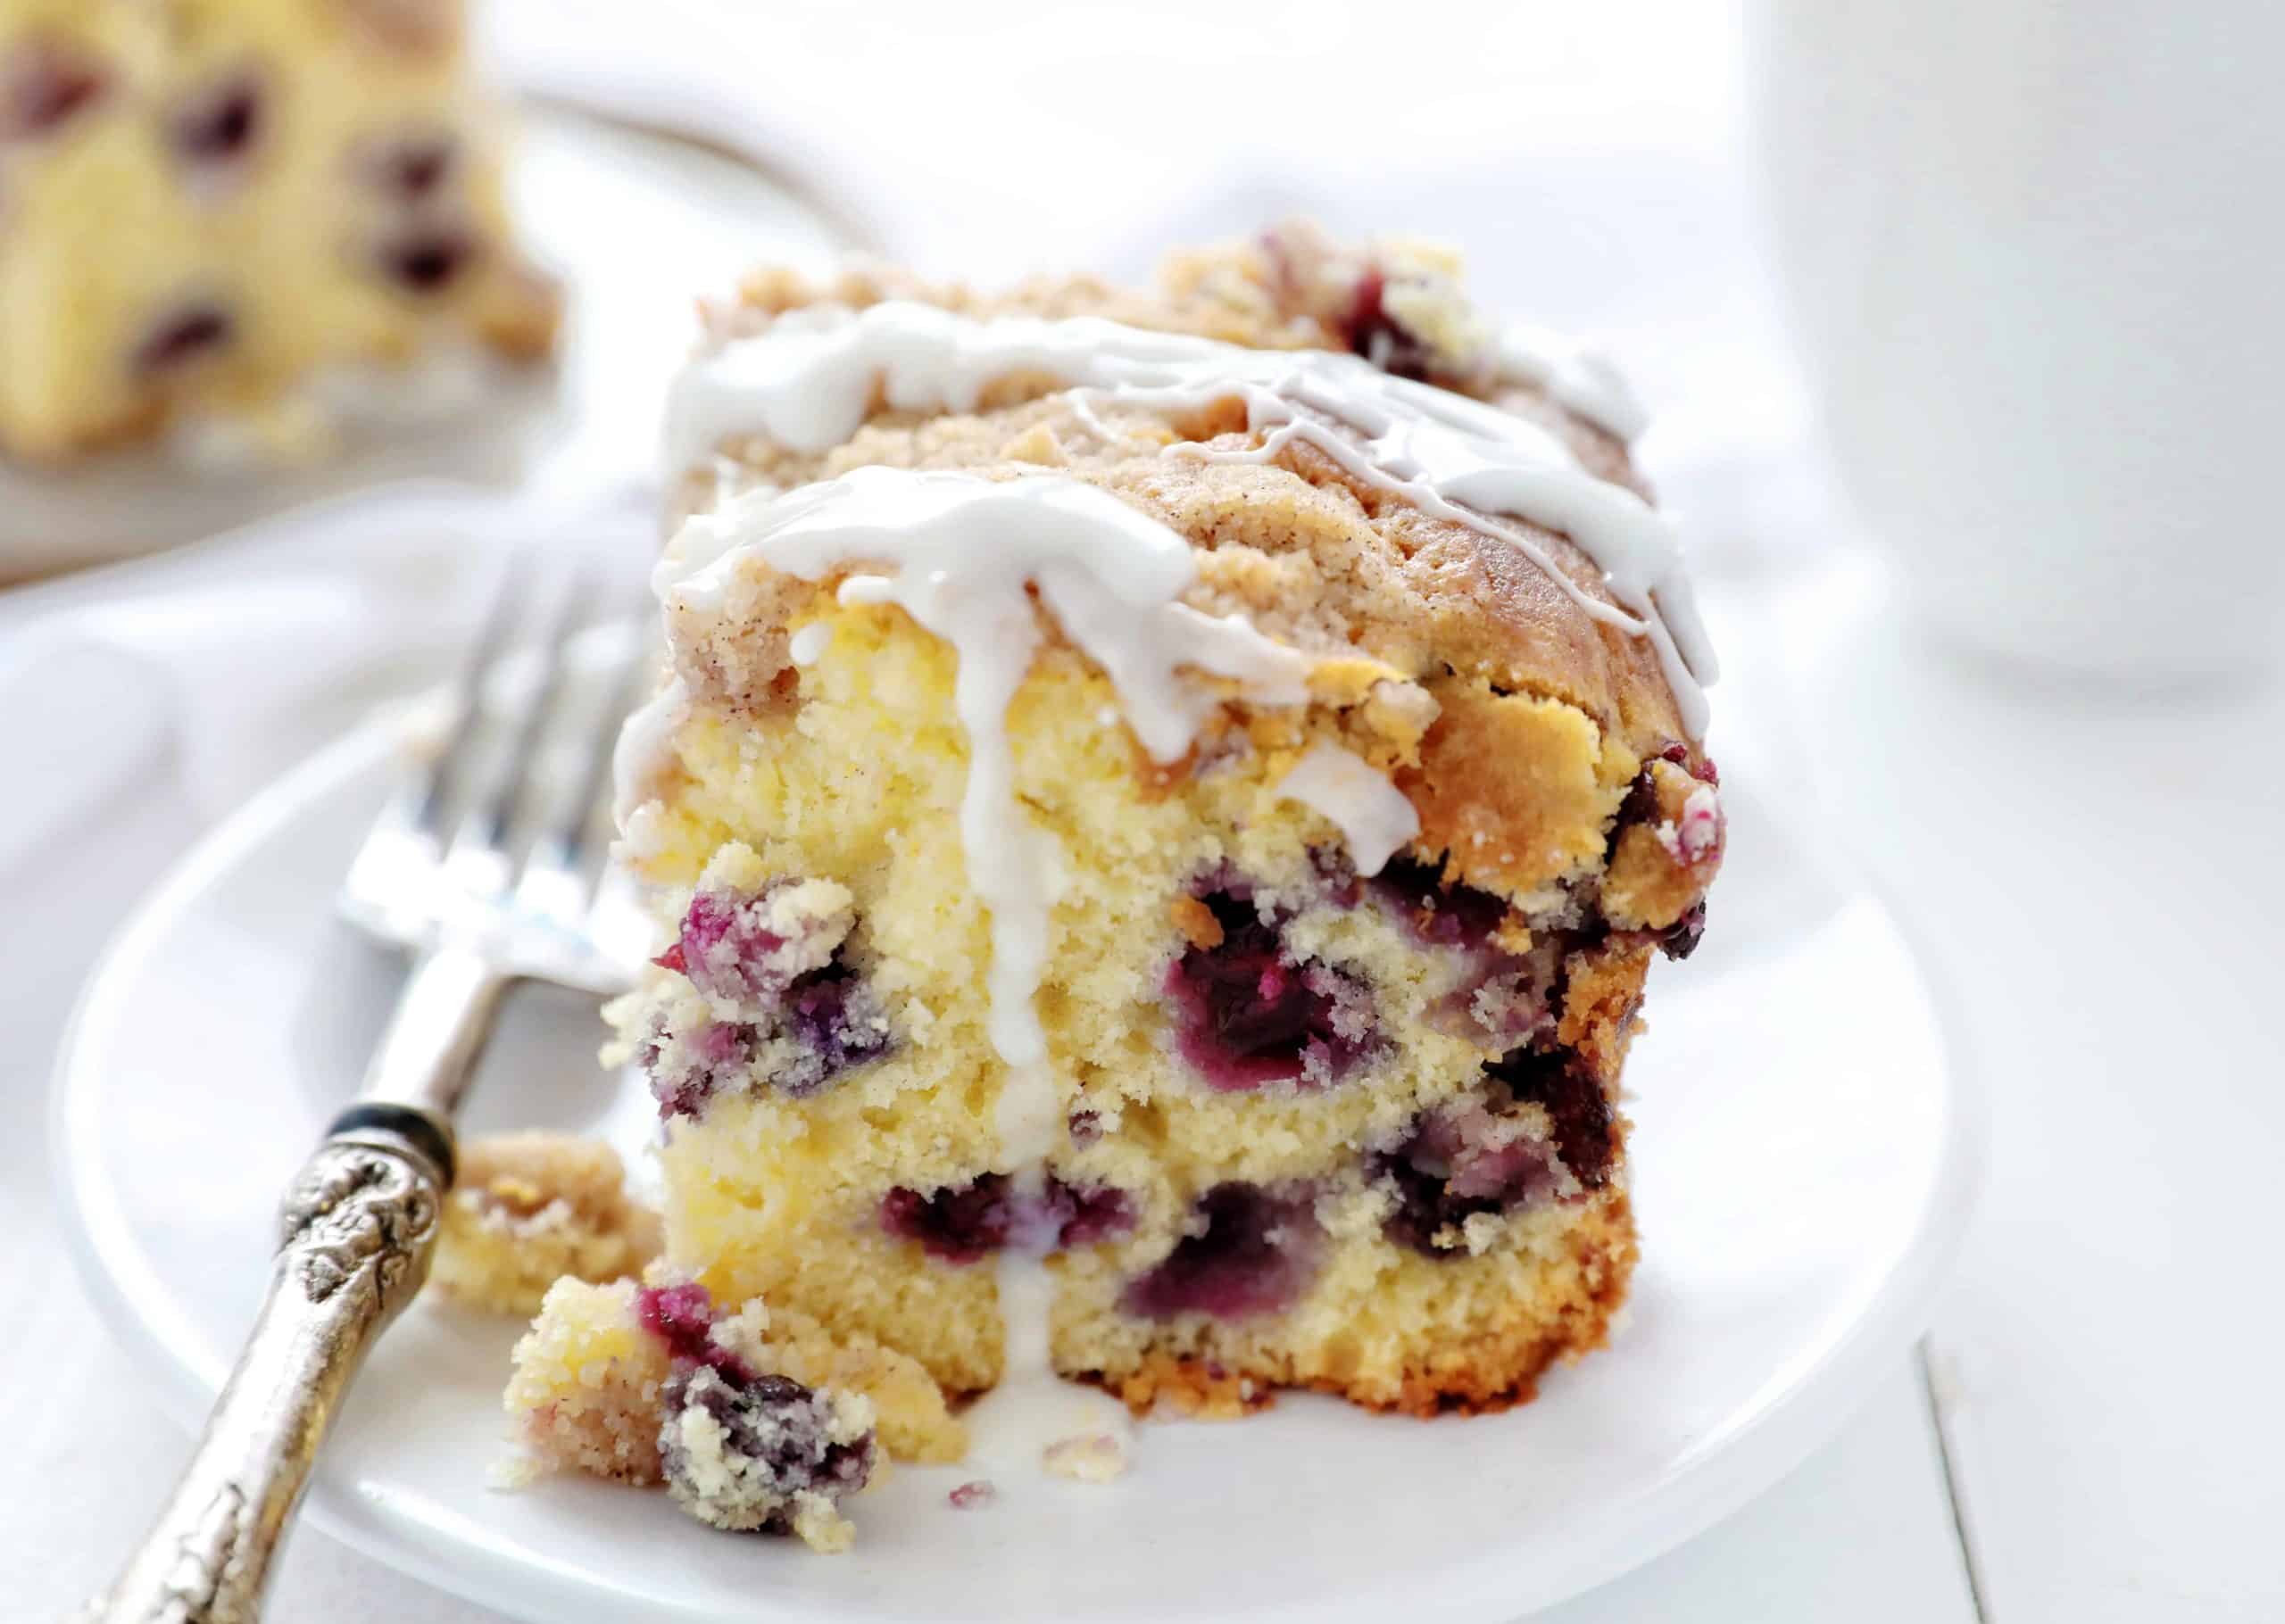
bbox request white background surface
[5,0,2281,1618]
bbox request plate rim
[51,708,1987,1624]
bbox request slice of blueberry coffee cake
[0,0,557,462]
[601,221,1722,1498]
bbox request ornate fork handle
[87,945,504,1624]
[83,1122,445,1624]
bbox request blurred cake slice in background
[0,0,559,464]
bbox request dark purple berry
[659,1363,874,1534]
[170,71,262,167]
[1616,746,1723,843]
[1339,266,1434,381]
[644,880,893,1117]
[1490,1047,1616,1189]
[675,888,791,1003]
[648,1019,752,1121]
[779,964,893,1090]
[636,1280,753,1377]
[1122,1182,1325,1321]
[879,1173,1133,1263]
[1371,855,1508,950]
[1658,900,1708,961]
[376,224,478,294]
[1,39,107,142]
[130,302,234,376]
[1052,1181,1135,1248]
[365,128,456,199]
[1373,1104,1563,1256]
[879,1175,1014,1264]
[1616,765,1664,835]
[1166,888,1379,1090]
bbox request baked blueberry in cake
[0,0,557,462]
[506,1272,965,1551]
[576,221,1720,1524]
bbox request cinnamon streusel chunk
[431,1131,661,1314]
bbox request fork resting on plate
[87,562,645,1624]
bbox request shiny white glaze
[666,300,1713,734]
[1275,742,1420,876]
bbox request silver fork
[87,559,650,1624]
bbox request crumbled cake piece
[1041,1430,1129,1483]
[507,1276,877,1552]
[503,1278,673,1487]
[506,1273,960,1538]
[604,223,1717,1451]
[660,1363,874,1549]
[0,0,556,462]
[431,1132,661,1315]
[715,1297,968,1464]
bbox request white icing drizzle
[1493,321,1649,443]
[1275,742,1420,876]
[666,300,1715,737]
[653,466,1335,1479]
[611,671,688,830]
[787,621,833,666]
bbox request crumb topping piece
[432,1132,661,1315]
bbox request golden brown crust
[1102,1191,1637,1420]
[669,402,1701,913]
[1601,758,1720,932]
[1558,940,1657,1081]
[1399,679,1637,901]
[1109,1356,1281,1420]
[677,222,1697,805]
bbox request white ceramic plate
[52,697,1978,1624]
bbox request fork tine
[553,614,653,875]
[505,591,654,977]
[412,551,530,836]
[462,564,597,856]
